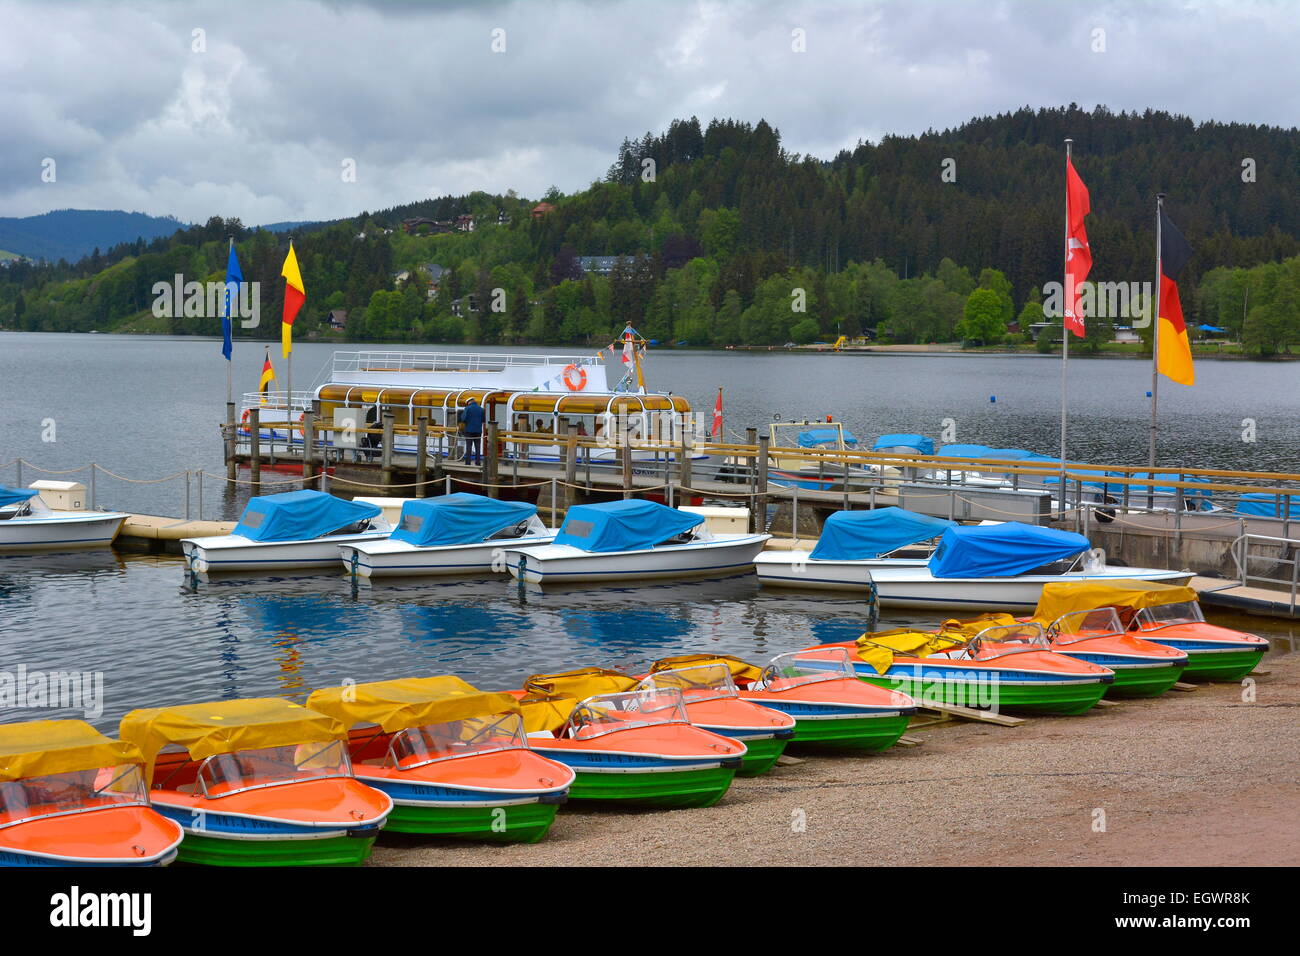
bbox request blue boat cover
[390,494,537,547]
[796,429,859,448]
[928,523,1091,578]
[935,444,992,460]
[233,490,381,542]
[1041,464,1121,490]
[0,485,38,508]
[553,499,704,553]
[1236,493,1300,518]
[1127,473,1214,504]
[982,448,1036,461]
[810,508,954,560]
[872,434,935,455]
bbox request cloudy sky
[3,0,1297,225]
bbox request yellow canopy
[120,697,346,783]
[854,628,970,675]
[307,676,520,733]
[1031,580,1199,626]
[0,720,142,783]
[650,654,763,683]
[936,613,1021,638]
[517,696,579,735]
[522,667,638,701]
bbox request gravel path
[371,653,1299,867]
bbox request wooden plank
[775,754,805,766]
[1249,668,1272,677]
[1171,681,1199,692]
[917,702,1025,726]
[1093,698,1121,707]
[893,734,925,747]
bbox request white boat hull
[339,534,556,577]
[503,534,771,585]
[182,531,390,574]
[754,551,1192,609]
[0,512,128,552]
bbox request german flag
[258,348,276,402]
[280,240,306,358]
[1156,209,1194,385]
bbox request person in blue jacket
[458,397,486,465]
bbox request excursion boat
[804,620,1114,715]
[0,484,128,553]
[946,609,1188,699]
[119,698,393,866]
[181,489,392,574]
[339,493,554,578]
[306,676,573,842]
[502,499,770,585]
[508,671,746,808]
[0,720,184,867]
[1030,580,1269,682]
[754,507,954,590]
[850,522,1191,611]
[631,663,797,775]
[646,651,917,753]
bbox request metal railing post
[197,469,203,521]
[184,470,191,520]
[89,463,96,510]
[550,478,558,529]
[792,483,799,544]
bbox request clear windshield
[1134,601,1205,629]
[197,740,351,798]
[1050,607,1125,643]
[568,688,688,739]
[967,622,1052,657]
[760,648,856,689]
[0,764,147,828]
[636,663,738,702]
[385,713,526,770]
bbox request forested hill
[2,106,1298,354]
[0,209,191,263]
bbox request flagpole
[1148,195,1164,469]
[286,236,294,453]
[226,237,234,409]
[1059,139,1073,516]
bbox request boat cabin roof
[0,720,141,782]
[307,676,520,733]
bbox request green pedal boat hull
[1182,649,1266,682]
[568,766,737,809]
[1100,663,1184,699]
[383,801,559,843]
[789,714,911,752]
[858,674,1107,716]
[734,736,788,776]
[176,832,377,867]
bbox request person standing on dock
[459,397,486,467]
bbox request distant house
[496,210,510,226]
[402,217,454,235]
[392,270,411,286]
[1112,326,1141,344]
[327,309,348,331]
[1006,320,1021,336]
[450,294,481,317]
[420,264,449,300]
[454,214,475,233]
[531,202,557,219]
[577,255,619,276]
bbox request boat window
[385,714,527,770]
[1133,602,1205,630]
[967,622,1052,657]
[0,765,147,829]
[636,664,738,703]
[488,521,533,541]
[760,648,856,689]
[568,688,688,739]
[325,520,372,536]
[1049,608,1125,643]
[196,741,351,798]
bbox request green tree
[956,288,1006,344]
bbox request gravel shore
[371,652,1298,867]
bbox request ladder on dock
[1230,533,1300,615]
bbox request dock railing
[1231,533,1300,613]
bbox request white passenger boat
[181,489,391,574]
[339,493,554,578]
[502,499,770,585]
[0,485,128,552]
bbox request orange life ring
[562,364,587,391]
[240,409,251,426]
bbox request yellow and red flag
[1156,210,1194,385]
[258,348,276,402]
[280,240,305,357]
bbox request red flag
[1064,157,1091,338]
[711,388,723,439]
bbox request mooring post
[621,441,633,499]
[226,402,237,481]
[677,431,692,496]
[416,412,429,496]
[792,483,799,544]
[550,477,558,529]
[89,464,97,510]
[184,470,191,521]
[249,408,261,492]
[302,404,316,484]
[380,411,395,490]
[485,423,499,498]
[197,470,203,521]
[755,432,770,534]
[16,460,21,488]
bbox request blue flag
[221,244,243,360]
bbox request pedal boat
[508,679,746,809]
[181,489,391,574]
[526,666,792,777]
[307,676,573,842]
[119,698,392,866]
[805,620,1114,716]
[1032,580,1269,682]
[501,498,769,585]
[339,493,555,578]
[831,523,1192,610]
[0,720,183,867]
[0,485,128,553]
[647,651,917,753]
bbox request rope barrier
[87,465,190,484]
[12,460,91,476]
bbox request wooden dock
[1191,575,1300,620]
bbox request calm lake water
[0,332,1296,730]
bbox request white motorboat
[339,493,555,578]
[502,499,770,585]
[181,489,391,574]
[0,485,128,552]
